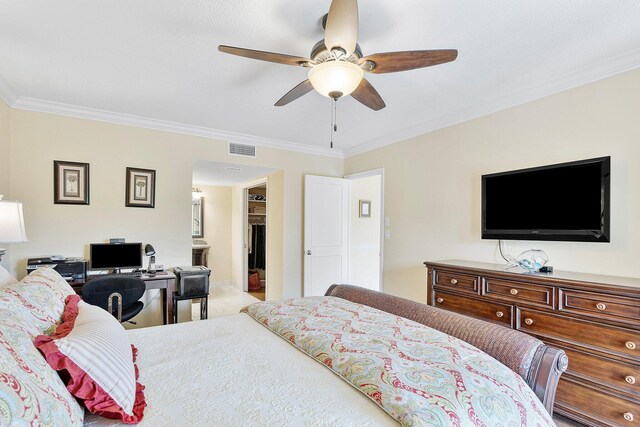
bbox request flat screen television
[481,157,610,242]
[89,243,143,270]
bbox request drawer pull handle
[450,279,458,285]
[496,311,504,318]
[436,298,444,304]
[596,302,607,311]
[625,341,637,350]
[524,318,534,326]
[625,375,636,385]
[510,289,519,295]
[623,412,634,422]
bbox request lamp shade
[308,61,364,98]
[0,200,28,243]
[144,244,156,256]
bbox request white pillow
[0,264,18,287]
[35,295,146,423]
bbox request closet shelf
[249,213,266,216]
[248,200,266,203]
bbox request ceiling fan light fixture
[308,61,363,99]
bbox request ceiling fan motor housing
[310,39,363,65]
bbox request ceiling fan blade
[218,45,313,67]
[275,80,315,106]
[362,50,458,74]
[351,78,385,111]
[324,0,358,57]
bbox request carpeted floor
[191,284,259,321]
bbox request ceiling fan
[219,0,458,111]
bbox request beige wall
[266,171,284,299]
[0,99,8,197]
[7,109,343,309]
[0,99,11,270]
[7,68,639,309]
[345,68,640,303]
[196,185,232,285]
[349,174,382,290]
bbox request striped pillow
[35,295,146,423]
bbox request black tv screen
[482,157,610,242]
[90,243,143,270]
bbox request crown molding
[3,46,639,160]
[10,97,345,159]
[344,48,640,158]
[0,74,17,105]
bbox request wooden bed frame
[325,284,568,415]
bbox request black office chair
[82,276,146,323]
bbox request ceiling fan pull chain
[330,97,338,148]
[334,97,338,133]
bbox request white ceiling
[1,1,639,157]
[192,160,277,186]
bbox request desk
[70,272,177,325]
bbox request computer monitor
[89,243,143,271]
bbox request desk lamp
[144,244,156,274]
[0,197,29,262]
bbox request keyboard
[115,271,143,277]
[85,271,143,281]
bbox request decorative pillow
[0,324,85,426]
[35,295,146,424]
[0,265,18,287]
[0,267,74,337]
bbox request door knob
[306,250,312,255]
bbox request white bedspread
[84,313,396,426]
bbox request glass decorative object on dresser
[512,249,549,273]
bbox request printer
[26,257,87,280]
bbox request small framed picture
[54,160,90,205]
[126,167,156,208]
[359,200,371,218]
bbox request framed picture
[359,200,371,218]
[126,167,156,208]
[192,197,204,238]
[54,160,90,205]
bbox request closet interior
[247,184,266,301]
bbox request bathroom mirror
[192,197,203,238]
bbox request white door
[304,175,349,296]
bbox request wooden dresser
[424,260,639,427]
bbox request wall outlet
[384,229,391,240]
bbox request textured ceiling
[1,1,639,156]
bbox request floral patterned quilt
[242,297,555,427]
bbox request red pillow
[35,295,146,424]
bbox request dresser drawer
[517,308,640,358]
[432,269,480,295]
[561,346,640,395]
[483,278,554,308]
[560,289,640,327]
[556,378,639,426]
[434,291,513,326]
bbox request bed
[0,268,567,426]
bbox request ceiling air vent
[228,143,256,157]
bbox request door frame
[243,178,268,293]
[344,168,384,291]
